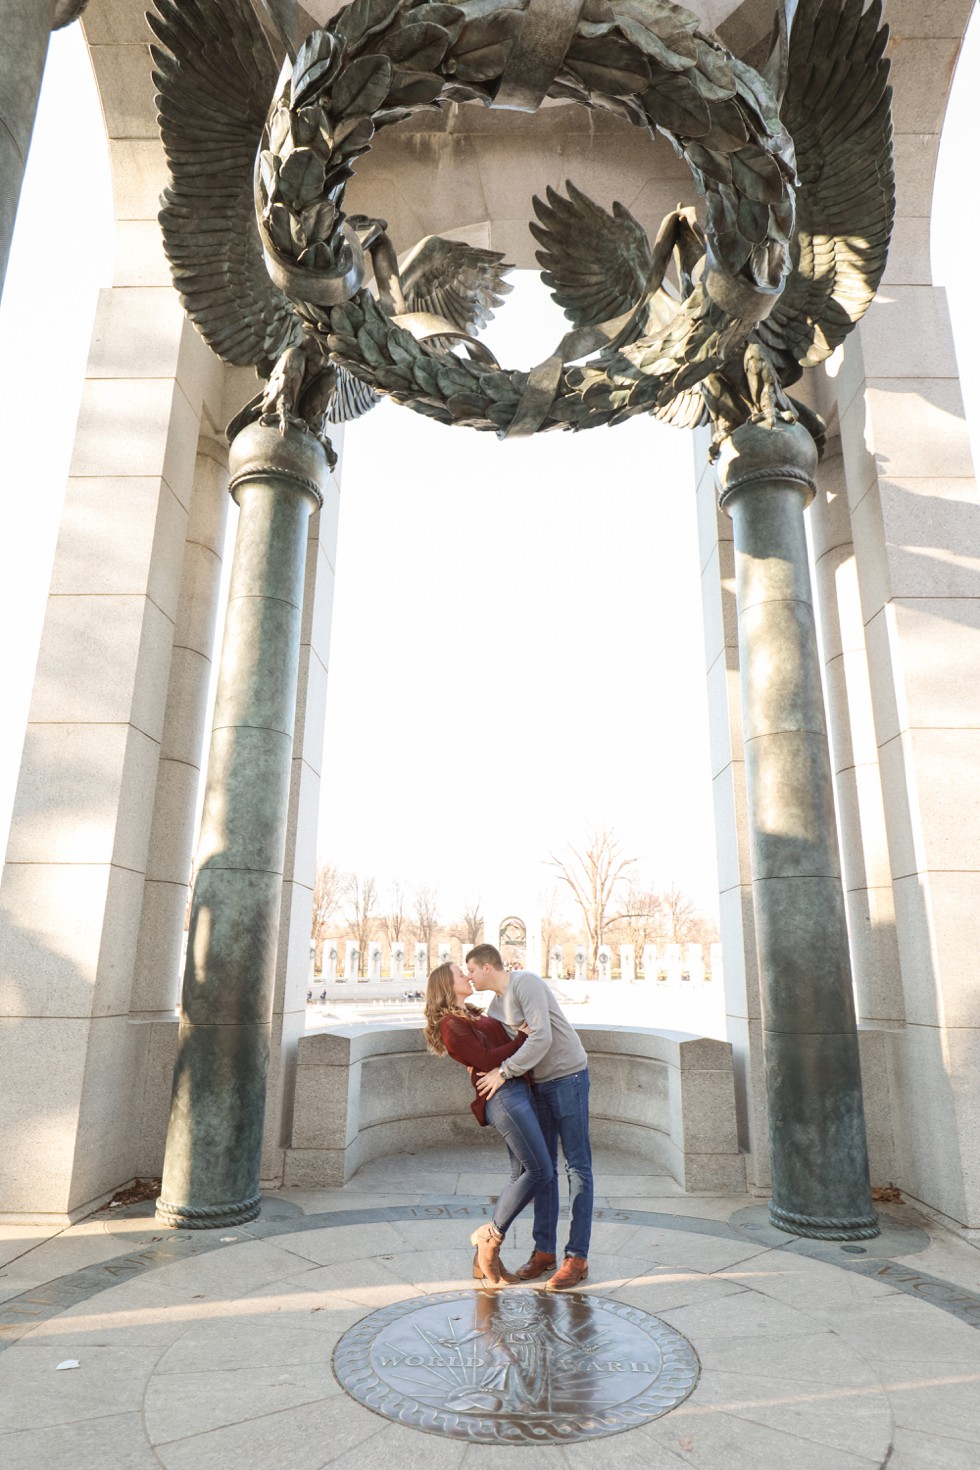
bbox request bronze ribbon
[258,214,367,307]
[493,0,588,112]
[391,312,502,367]
[502,307,641,438]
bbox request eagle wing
[399,237,514,335]
[327,367,380,423]
[755,0,895,385]
[530,182,655,331]
[148,0,304,377]
[653,387,710,431]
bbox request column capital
[716,419,818,515]
[228,422,328,510]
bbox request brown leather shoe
[546,1255,589,1290]
[515,1251,557,1281]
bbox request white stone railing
[317,940,723,984]
[284,1022,744,1194]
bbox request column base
[155,1193,262,1230]
[769,1201,879,1241]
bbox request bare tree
[614,878,664,967]
[551,827,636,970]
[660,883,699,946]
[380,881,410,949]
[343,872,378,977]
[311,860,342,970]
[413,883,439,972]
[649,884,719,947]
[667,885,720,946]
[689,911,721,947]
[539,886,566,964]
[450,899,483,950]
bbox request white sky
[1,15,978,927]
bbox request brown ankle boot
[515,1251,557,1281]
[470,1223,518,1287]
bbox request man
[466,943,592,1290]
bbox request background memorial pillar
[156,421,327,1229]
[717,418,877,1240]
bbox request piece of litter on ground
[220,1236,237,1242]
[109,1202,121,1208]
[677,1436,693,1452]
[55,1360,80,1371]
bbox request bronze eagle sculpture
[149,0,513,461]
[532,0,893,452]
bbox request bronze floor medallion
[332,1288,700,1443]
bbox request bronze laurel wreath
[256,0,798,435]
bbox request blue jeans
[485,1079,554,1237]
[531,1068,593,1260]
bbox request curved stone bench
[284,1022,745,1193]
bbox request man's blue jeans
[531,1067,593,1260]
[485,1078,554,1236]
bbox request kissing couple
[424,943,593,1291]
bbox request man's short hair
[466,943,503,969]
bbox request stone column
[808,446,904,1030]
[156,422,328,1230]
[822,0,980,1230]
[259,435,342,1186]
[129,444,230,1176]
[717,418,877,1241]
[0,293,219,1222]
[0,1,89,306]
[0,0,56,307]
[695,428,770,1192]
[131,446,230,1021]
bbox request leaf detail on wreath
[564,37,651,95]
[452,9,523,81]
[641,73,710,136]
[382,21,452,70]
[616,17,698,73]
[387,69,445,105]
[278,148,328,208]
[291,32,343,108]
[333,0,402,52]
[331,53,393,117]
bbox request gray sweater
[488,971,588,1084]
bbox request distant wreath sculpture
[150,0,893,454]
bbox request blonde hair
[424,962,480,1054]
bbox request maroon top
[440,1013,526,1127]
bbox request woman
[425,962,554,1287]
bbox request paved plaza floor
[1,1144,979,1468]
